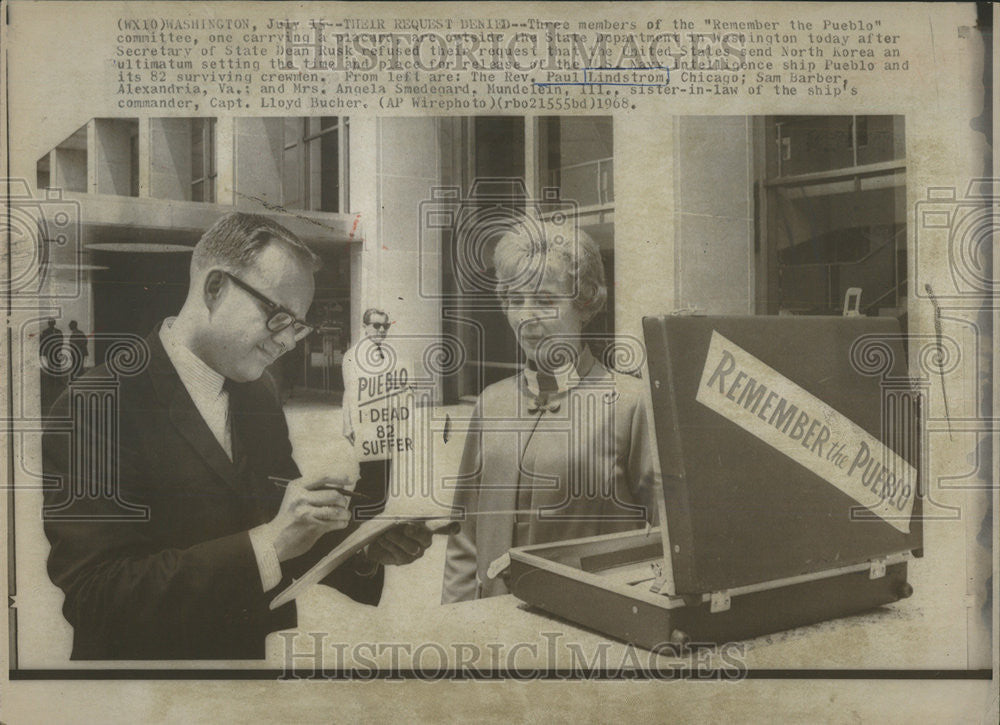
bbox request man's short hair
[363,308,389,325]
[191,212,322,275]
[493,221,607,323]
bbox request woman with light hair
[442,221,658,603]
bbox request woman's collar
[522,345,596,397]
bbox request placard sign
[695,331,915,533]
[351,363,415,462]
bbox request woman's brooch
[527,394,561,415]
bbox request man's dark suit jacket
[42,327,383,660]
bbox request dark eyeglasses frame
[223,271,315,341]
[369,322,390,331]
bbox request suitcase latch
[869,559,887,579]
[648,561,667,594]
[709,590,731,613]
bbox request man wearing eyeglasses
[42,212,441,660]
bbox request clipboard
[270,515,457,610]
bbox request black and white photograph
[1,2,995,723]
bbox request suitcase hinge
[868,558,887,579]
[709,590,731,613]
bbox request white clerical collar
[159,317,227,398]
[522,347,593,397]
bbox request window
[534,116,616,349]
[190,118,216,203]
[537,116,614,208]
[147,118,217,202]
[129,129,139,197]
[281,117,349,212]
[91,119,140,197]
[36,155,50,190]
[758,116,906,320]
[38,124,88,193]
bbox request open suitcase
[507,316,922,649]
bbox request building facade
[36,114,905,403]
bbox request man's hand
[263,476,354,561]
[366,521,459,566]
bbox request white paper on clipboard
[269,515,457,610]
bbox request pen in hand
[268,476,374,501]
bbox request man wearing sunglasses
[340,307,396,522]
[43,212,442,660]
